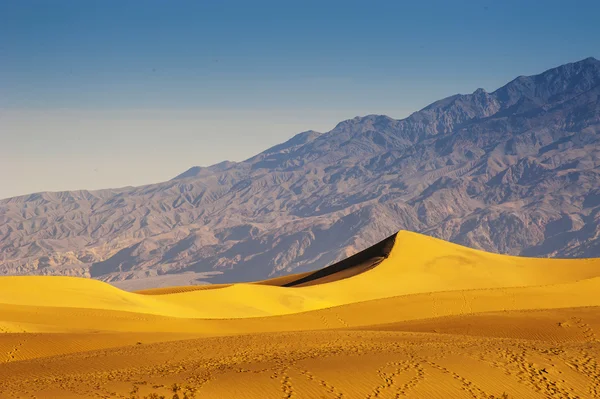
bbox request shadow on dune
[257,232,397,287]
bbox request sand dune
[0,231,599,398]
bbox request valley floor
[0,307,599,398]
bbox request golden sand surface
[0,231,599,398]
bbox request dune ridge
[1,231,599,320]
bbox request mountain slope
[1,57,599,286]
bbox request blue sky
[1,0,599,198]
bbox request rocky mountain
[1,57,599,287]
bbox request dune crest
[1,231,598,320]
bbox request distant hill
[1,57,599,286]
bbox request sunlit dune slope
[0,231,599,322]
[2,277,600,336]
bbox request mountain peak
[580,56,599,64]
[490,56,600,109]
[332,114,395,130]
[553,56,600,72]
[244,130,322,164]
[172,166,203,180]
[172,160,236,180]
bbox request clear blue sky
[1,0,599,198]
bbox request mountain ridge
[1,57,599,288]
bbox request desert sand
[0,231,599,398]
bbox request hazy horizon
[2,0,599,199]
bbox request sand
[0,231,599,398]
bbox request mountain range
[1,57,599,288]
